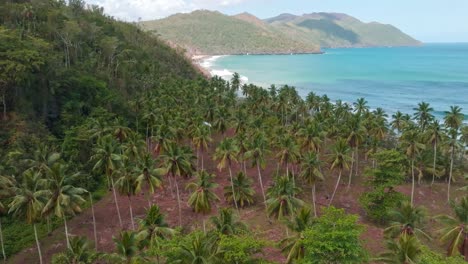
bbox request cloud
[86,0,249,21]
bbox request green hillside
[140,11,420,55]
[139,10,321,55]
[267,12,421,48]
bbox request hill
[140,11,420,55]
[139,10,321,55]
[266,12,421,48]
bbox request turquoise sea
[205,43,468,120]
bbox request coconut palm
[244,132,269,209]
[134,153,164,207]
[0,175,14,262]
[115,161,138,230]
[109,231,143,264]
[224,172,255,208]
[391,111,406,134]
[299,152,323,217]
[8,171,48,264]
[266,175,304,221]
[426,120,444,185]
[210,208,248,235]
[159,143,195,226]
[280,207,314,263]
[377,235,422,264]
[400,128,425,206]
[51,236,99,264]
[42,163,87,249]
[186,170,220,214]
[346,116,365,186]
[413,101,434,131]
[328,138,351,206]
[444,106,464,202]
[213,138,240,212]
[354,97,369,116]
[275,134,300,178]
[384,201,430,240]
[138,205,175,252]
[90,135,124,227]
[191,123,212,170]
[171,232,219,264]
[23,144,61,176]
[435,196,468,260]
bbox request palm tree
[23,144,61,176]
[444,105,464,202]
[134,153,164,207]
[280,207,314,263]
[42,163,87,249]
[159,143,195,226]
[426,120,444,185]
[377,235,422,264]
[8,171,48,264]
[210,208,248,235]
[191,123,212,170]
[266,175,304,221]
[328,138,351,206]
[0,175,14,262]
[413,101,434,131]
[110,231,142,264]
[186,170,220,214]
[138,205,175,246]
[51,236,99,264]
[224,172,255,208]
[213,138,240,212]
[172,232,219,264]
[244,132,269,209]
[115,162,138,230]
[435,196,468,260]
[391,111,406,134]
[299,152,323,217]
[384,201,430,240]
[90,135,123,227]
[275,134,300,178]
[346,116,365,186]
[400,128,425,206]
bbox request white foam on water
[199,56,249,84]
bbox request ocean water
[205,43,468,120]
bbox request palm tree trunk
[228,166,239,213]
[355,146,359,176]
[63,214,71,249]
[329,170,342,206]
[167,174,174,198]
[447,144,454,202]
[111,177,123,228]
[312,184,317,217]
[0,218,6,263]
[129,196,135,230]
[33,224,43,264]
[201,149,204,171]
[411,159,415,206]
[348,151,355,188]
[174,175,182,226]
[431,142,437,185]
[89,192,98,251]
[256,163,267,210]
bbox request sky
[87,0,468,42]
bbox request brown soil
[8,133,467,264]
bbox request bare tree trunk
[257,163,267,210]
[64,215,71,249]
[0,218,6,263]
[89,193,98,251]
[174,175,182,226]
[129,196,135,230]
[228,166,239,213]
[201,149,204,171]
[348,151,355,188]
[312,184,317,217]
[33,224,43,264]
[447,145,454,202]
[355,146,359,176]
[329,170,342,206]
[111,177,123,228]
[431,142,437,185]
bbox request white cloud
[86,0,249,21]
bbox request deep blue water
[206,43,468,119]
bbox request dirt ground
[7,135,467,264]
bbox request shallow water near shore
[206,43,468,119]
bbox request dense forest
[0,1,467,264]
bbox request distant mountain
[139,10,321,55]
[266,12,421,48]
[139,11,420,55]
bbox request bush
[359,187,407,224]
[419,246,466,264]
[300,207,368,264]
